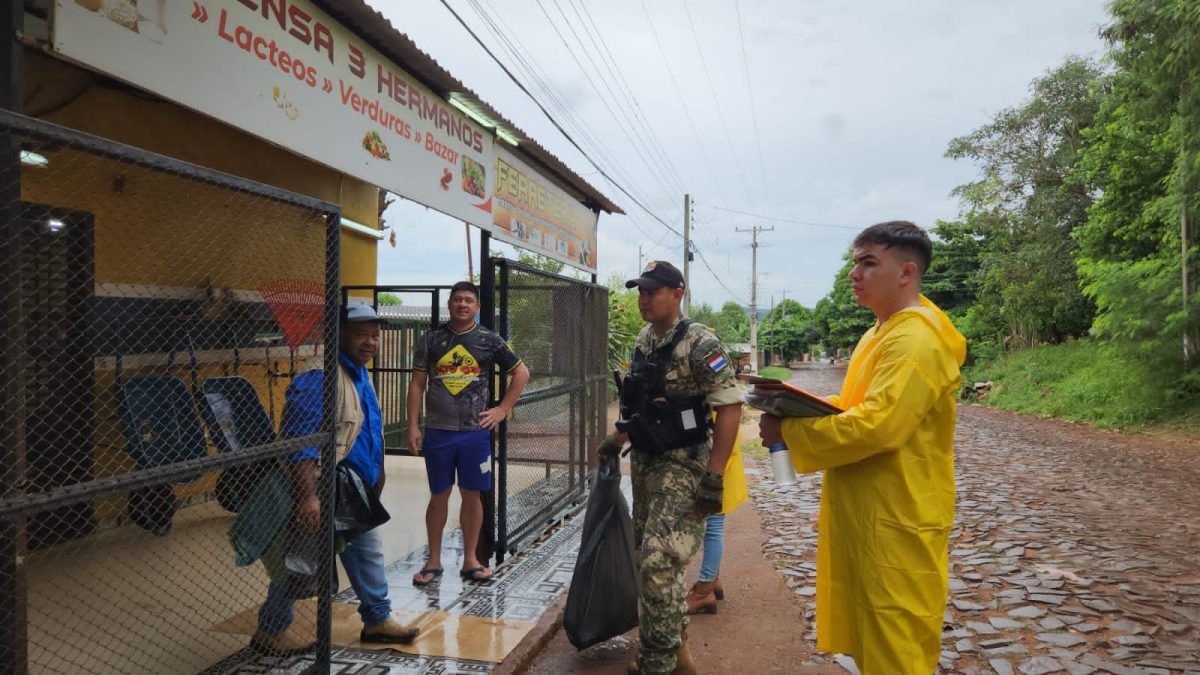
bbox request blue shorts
[422,428,492,494]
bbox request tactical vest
[618,319,713,454]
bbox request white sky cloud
[372,0,1108,308]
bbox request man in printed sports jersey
[406,281,530,584]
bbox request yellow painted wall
[21,53,383,524]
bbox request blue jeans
[257,527,391,635]
[698,513,725,583]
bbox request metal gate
[0,110,342,673]
[348,259,608,563]
[490,258,608,557]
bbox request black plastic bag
[564,454,639,650]
[333,463,390,539]
[283,531,324,599]
[215,459,276,514]
[129,484,176,536]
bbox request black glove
[597,435,624,458]
[696,471,724,515]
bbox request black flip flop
[459,566,493,582]
[412,567,443,586]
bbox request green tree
[923,220,984,320]
[607,274,642,372]
[812,253,876,354]
[377,292,403,306]
[517,250,566,275]
[714,301,750,344]
[762,300,817,362]
[945,57,1101,346]
[690,302,718,330]
[1074,0,1200,365]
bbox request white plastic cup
[768,442,796,485]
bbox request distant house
[727,342,765,372]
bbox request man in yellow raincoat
[759,221,966,674]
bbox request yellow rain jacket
[721,425,748,514]
[780,296,965,674]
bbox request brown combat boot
[694,576,725,600]
[685,577,724,615]
[249,630,313,656]
[673,640,698,674]
[360,617,420,644]
[626,640,697,675]
[685,587,717,615]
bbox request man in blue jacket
[252,302,420,655]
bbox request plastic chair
[118,375,209,484]
[200,376,281,513]
[199,376,277,453]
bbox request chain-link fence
[0,110,342,673]
[493,259,608,555]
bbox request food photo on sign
[461,157,487,198]
[74,0,168,41]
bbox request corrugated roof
[311,0,623,215]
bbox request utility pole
[777,288,787,362]
[683,193,691,314]
[737,225,772,374]
[465,223,473,281]
[1185,197,1193,362]
[638,244,644,272]
[768,293,775,368]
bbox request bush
[967,339,1196,428]
[758,366,792,380]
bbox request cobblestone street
[753,365,1200,675]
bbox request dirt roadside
[511,417,841,674]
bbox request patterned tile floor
[203,509,587,674]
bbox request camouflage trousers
[630,442,709,673]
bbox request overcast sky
[370,0,1109,309]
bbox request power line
[693,245,748,305]
[541,0,682,198]
[475,0,686,225]
[639,0,723,198]
[569,0,690,196]
[436,0,683,237]
[534,0,684,207]
[694,201,861,230]
[466,0,678,230]
[623,211,676,250]
[735,0,771,208]
[463,0,676,223]
[681,0,756,206]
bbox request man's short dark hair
[450,280,479,300]
[853,220,933,274]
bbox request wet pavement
[753,364,1200,674]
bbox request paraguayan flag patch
[706,352,729,372]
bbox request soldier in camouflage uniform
[607,261,743,675]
